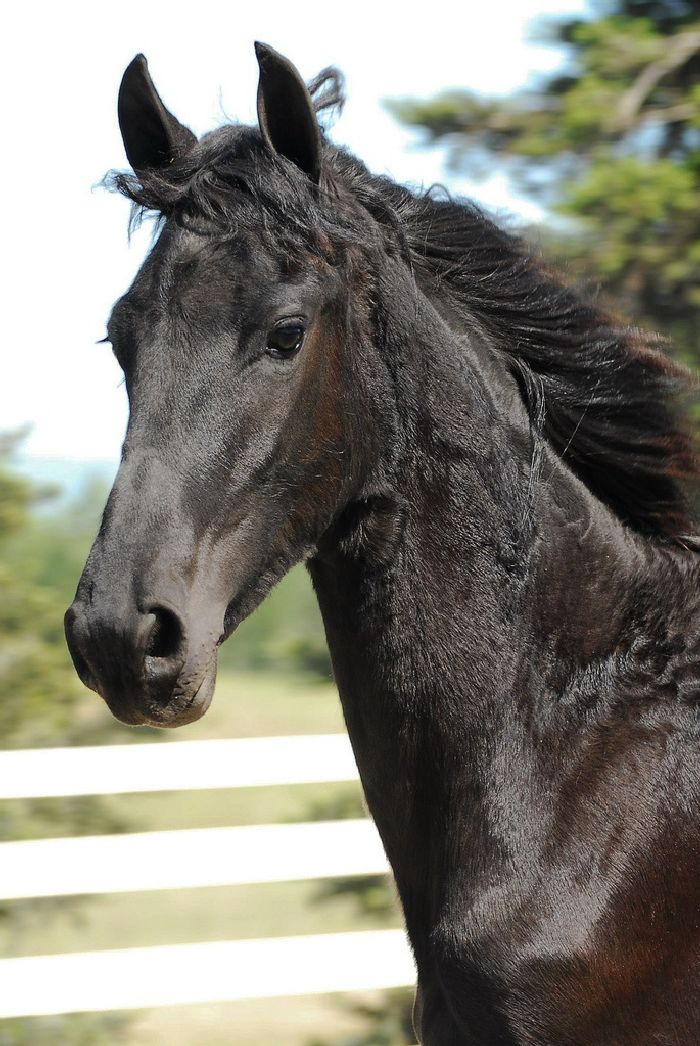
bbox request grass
[4,879,399,958]
[0,670,409,1045]
[125,992,398,1046]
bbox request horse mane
[108,74,699,543]
[353,175,699,542]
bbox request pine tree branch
[615,29,700,131]
[642,102,697,125]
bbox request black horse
[66,45,700,1044]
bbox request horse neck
[309,291,678,937]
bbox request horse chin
[154,663,218,728]
[105,660,218,730]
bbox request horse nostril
[145,606,184,661]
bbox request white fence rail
[0,733,415,1019]
[0,733,359,798]
[0,930,415,1019]
[0,820,389,899]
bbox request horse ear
[118,54,197,173]
[254,42,322,183]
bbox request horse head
[65,46,394,727]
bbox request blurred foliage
[220,564,332,680]
[0,455,107,750]
[307,990,416,1046]
[0,1013,130,1045]
[292,787,366,825]
[388,0,700,365]
[314,875,396,919]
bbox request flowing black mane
[110,73,698,543]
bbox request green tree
[0,434,77,748]
[388,0,700,364]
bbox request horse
[65,44,700,1044]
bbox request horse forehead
[120,215,342,340]
[158,222,312,293]
[125,228,249,321]
[154,226,241,284]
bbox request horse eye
[266,323,305,358]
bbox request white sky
[3,0,585,465]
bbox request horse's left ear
[254,42,322,183]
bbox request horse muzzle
[64,597,219,728]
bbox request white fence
[0,734,415,1020]
[0,734,361,797]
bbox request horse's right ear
[118,54,197,173]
